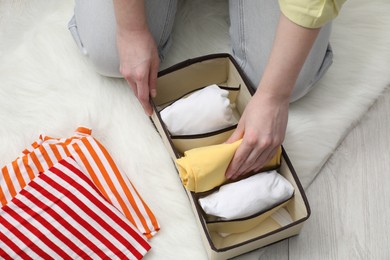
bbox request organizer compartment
[151,54,310,260]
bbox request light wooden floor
[236,86,390,260]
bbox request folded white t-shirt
[198,170,294,220]
[160,84,237,135]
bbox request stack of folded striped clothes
[0,127,158,259]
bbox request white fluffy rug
[1,0,389,259]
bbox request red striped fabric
[0,157,150,259]
[0,127,159,238]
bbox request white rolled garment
[198,170,294,220]
[160,84,238,135]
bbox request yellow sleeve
[278,0,347,28]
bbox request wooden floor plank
[289,87,390,260]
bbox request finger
[225,140,252,179]
[237,146,279,180]
[136,75,153,116]
[149,55,159,98]
[126,79,138,97]
[254,146,280,173]
[231,147,264,180]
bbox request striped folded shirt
[0,127,159,238]
[0,157,150,259]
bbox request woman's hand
[225,90,289,180]
[225,13,321,179]
[113,0,159,116]
[116,27,159,116]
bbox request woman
[68,0,345,180]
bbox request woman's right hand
[116,27,159,116]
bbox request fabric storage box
[151,53,310,260]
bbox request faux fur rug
[1,0,389,259]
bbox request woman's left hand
[225,90,289,180]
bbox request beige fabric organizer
[151,54,310,260]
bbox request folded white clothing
[198,170,294,220]
[160,84,238,135]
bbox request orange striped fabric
[0,127,159,239]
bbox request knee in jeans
[87,48,122,78]
[290,73,315,102]
[68,16,121,78]
[290,44,333,102]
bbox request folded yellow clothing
[176,140,282,192]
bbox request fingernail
[151,89,157,98]
[226,172,234,179]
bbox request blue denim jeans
[68,0,333,102]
